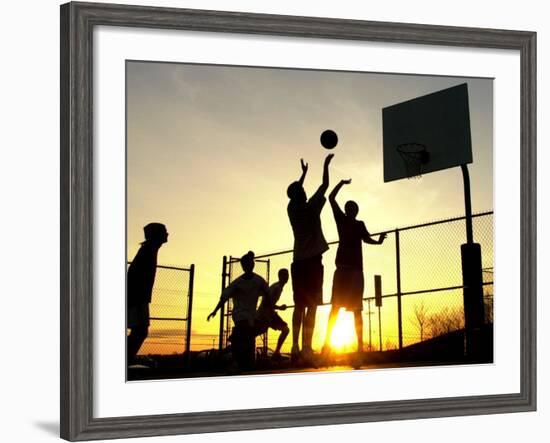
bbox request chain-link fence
[127,263,195,356]
[220,211,493,354]
[396,213,493,349]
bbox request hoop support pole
[461,164,474,244]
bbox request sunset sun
[329,311,357,353]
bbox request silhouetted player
[255,269,290,360]
[287,154,334,363]
[208,251,268,371]
[323,179,386,356]
[127,222,169,364]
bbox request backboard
[382,83,473,182]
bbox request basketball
[320,129,338,149]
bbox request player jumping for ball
[254,269,290,360]
[287,153,334,364]
[322,179,387,358]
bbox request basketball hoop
[396,143,430,179]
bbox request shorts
[331,267,364,311]
[291,255,324,308]
[255,313,288,335]
[127,303,150,328]
[229,320,256,370]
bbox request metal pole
[367,298,372,352]
[225,300,231,349]
[219,256,227,351]
[224,256,234,350]
[395,229,403,350]
[264,259,271,357]
[461,164,474,244]
[301,311,305,350]
[378,306,382,352]
[185,264,195,362]
[460,164,485,358]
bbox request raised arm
[329,178,351,204]
[298,158,308,185]
[318,153,334,194]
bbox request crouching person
[255,269,290,360]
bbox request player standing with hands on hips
[286,153,334,365]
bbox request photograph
[125,61,494,381]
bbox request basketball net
[396,143,430,179]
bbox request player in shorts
[208,251,269,371]
[287,153,334,363]
[322,179,386,357]
[127,222,169,365]
[254,269,290,360]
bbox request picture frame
[60,1,536,441]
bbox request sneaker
[319,345,332,366]
[301,347,318,369]
[351,352,363,370]
[225,361,242,375]
[290,345,301,365]
[134,355,157,369]
[321,344,331,356]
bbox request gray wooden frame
[60,1,537,441]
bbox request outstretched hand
[279,304,288,311]
[300,158,308,173]
[325,153,335,164]
[207,312,215,322]
[341,178,352,185]
[379,233,388,244]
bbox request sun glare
[329,310,357,353]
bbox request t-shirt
[127,242,159,307]
[287,186,329,261]
[220,273,269,323]
[331,201,370,269]
[256,281,284,323]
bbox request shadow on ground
[128,324,493,381]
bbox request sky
[126,61,493,354]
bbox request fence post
[263,259,271,357]
[219,256,227,351]
[185,264,195,362]
[367,298,373,352]
[378,306,382,352]
[395,229,403,350]
[224,257,234,350]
